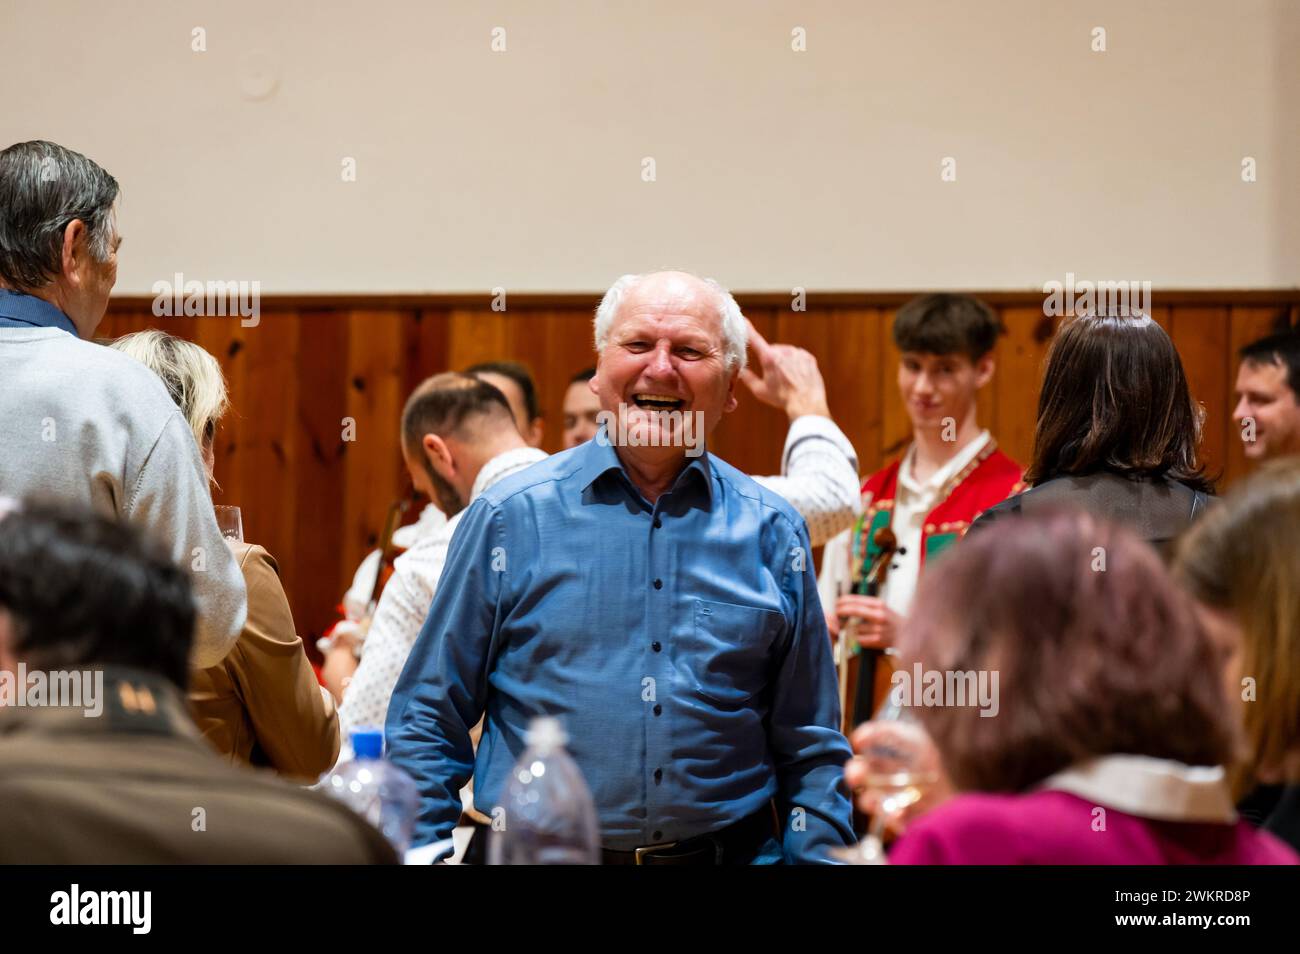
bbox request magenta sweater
[890,790,1299,865]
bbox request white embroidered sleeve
[752,415,862,547]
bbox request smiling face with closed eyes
[591,272,739,474]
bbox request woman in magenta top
[859,508,1298,866]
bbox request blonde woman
[109,330,339,781]
[1175,458,1300,852]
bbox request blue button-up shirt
[0,289,78,336]
[386,432,854,863]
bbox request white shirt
[752,414,861,547]
[336,446,548,747]
[819,430,991,618]
[340,504,449,623]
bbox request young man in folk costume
[819,294,1024,730]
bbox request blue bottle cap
[351,728,384,760]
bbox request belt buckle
[634,840,678,865]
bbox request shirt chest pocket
[681,599,786,706]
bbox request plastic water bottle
[320,728,419,856]
[488,716,600,865]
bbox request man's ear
[974,353,995,389]
[422,433,454,478]
[723,367,740,414]
[61,219,88,286]
[587,372,600,396]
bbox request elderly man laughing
[387,271,853,864]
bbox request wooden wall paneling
[90,292,1300,649]
[447,307,509,372]
[406,307,452,396]
[196,317,250,514]
[529,310,601,456]
[291,310,351,637]
[1167,306,1230,488]
[879,309,909,464]
[991,306,1051,471]
[234,313,300,576]
[974,307,1001,439]
[340,311,410,605]
[815,307,881,483]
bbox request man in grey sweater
[0,140,245,667]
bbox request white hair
[593,272,748,373]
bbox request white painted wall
[4,0,1296,294]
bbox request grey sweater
[0,326,247,666]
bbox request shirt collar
[1039,754,1237,823]
[471,446,549,501]
[577,425,714,506]
[898,429,991,496]
[0,289,79,337]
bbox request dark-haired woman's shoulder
[968,486,1027,535]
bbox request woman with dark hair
[972,311,1213,554]
[864,508,1296,864]
[1174,459,1300,852]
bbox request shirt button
[653,769,663,783]
[652,641,661,652]
[653,518,662,529]
[653,830,663,840]
[653,579,663,590]
[653,704,662,716]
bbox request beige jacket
[190,543,340,781]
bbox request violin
[837,525,901,735]
[365,490,417,616]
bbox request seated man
[1234,330,1300,462]
[387,271,853,864]
[0,503,396,863]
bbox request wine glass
[214,505,244,543]
[832,699,938,864]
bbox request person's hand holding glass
[833,698,951,864]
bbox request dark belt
[600,806,777,866]
[462,804,777,865]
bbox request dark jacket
[0,666,396,864]
[1240,784,1300,855]
[971,471,1212,558]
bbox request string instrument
[317,490,415,660]
[365,491,416,617]
[837,524,901,735]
